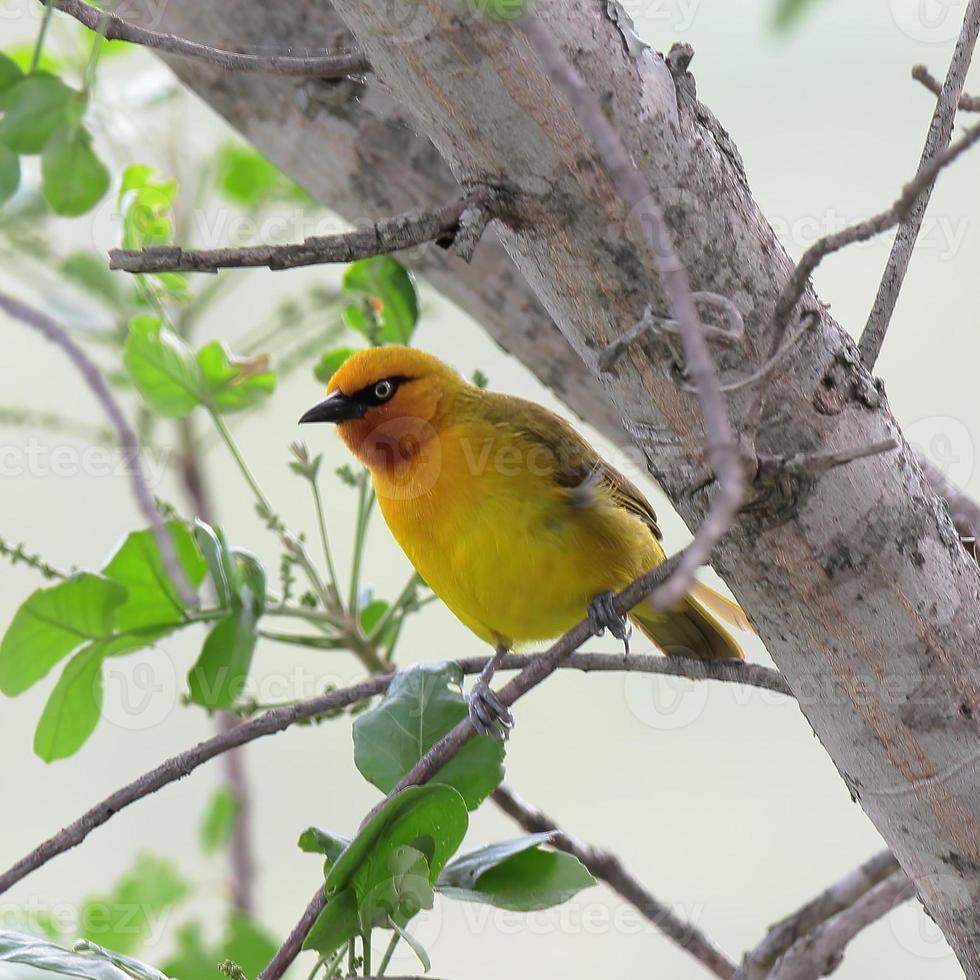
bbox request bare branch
[492,784,737,979]
[735,851,900,980]
[41,0,370,76]
[0,649,787,897]
[257,889,326,980]
[858,0,980,368]
[768,870,916,980]
[109,192,493,274]
[913,64,980,111]
[517,14,745,612]
[264,555,716,975]
[770,115,980,354]
[0,291,196,608]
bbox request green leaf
[359,845,434,933]
[0,142,19,206]
[326,785,467,896]
[81,856,188,957]
[101,522,205,633]
[193,522,234,609]
[231,549,266,615]
[303,887,357,958]
[123,316,202,418]
[5,45,61,75]
[437,836,596,911]
[0,573,126,695]
[33,643,105,762]
[200,787,238,853]
[213,143,312,208]
[187,612,258,710]
[219,915,278,980]
[0,929,158,980]
[160,924,212,980]
[359,599,388,634]
[187,550,263,708]
[342,257,418,344]
[118,165,177,250]
[197,342,276,415]
[353,662,505,809]
[773,0,823,28]
[298,827,350,865]
[313,346,356,384]
[0,54,23,96]
[0,73,79,154]
[305,786,467,954]
[41,124,109,216]
[60,252,122,307]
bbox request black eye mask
[349,374,413,408]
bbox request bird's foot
[588,591,632,656]
[467,681,514,740]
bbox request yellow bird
[300,347,749,736]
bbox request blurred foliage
[0,6,600,978]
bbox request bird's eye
[373,379,394,401]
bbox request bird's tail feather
[629,584,746,661]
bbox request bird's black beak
[298,391,366,425]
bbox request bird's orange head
[298,346,462,475]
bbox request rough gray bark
[130,0,980,972]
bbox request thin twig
[518,15,745,612]
[108,192,493,274]
[40,0,370,76]
[768,870,916,980]
[770,117,980,359]
[735,851,900,980]
[858,0,980,368]
[492,784,737,979]
[912,64,980,112]
[0,291,196,608]
[260,554,736,976]
[0,650,787,897]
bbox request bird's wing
[481,391,663,541]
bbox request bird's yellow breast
[371,416,664,647]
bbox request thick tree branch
[108,191,492,273]
[492,784,737,979]
[735,850,900,980]
[768,870,916,980]
[306,2,980,969]
[0,291,195,608]
[919,454,980,558]
[0,649,786,897]
[518,14,744,611]
[116,0,980,969]
[42,0,369,76]
[858,0,980,368]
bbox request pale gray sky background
[1,1,978,978]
